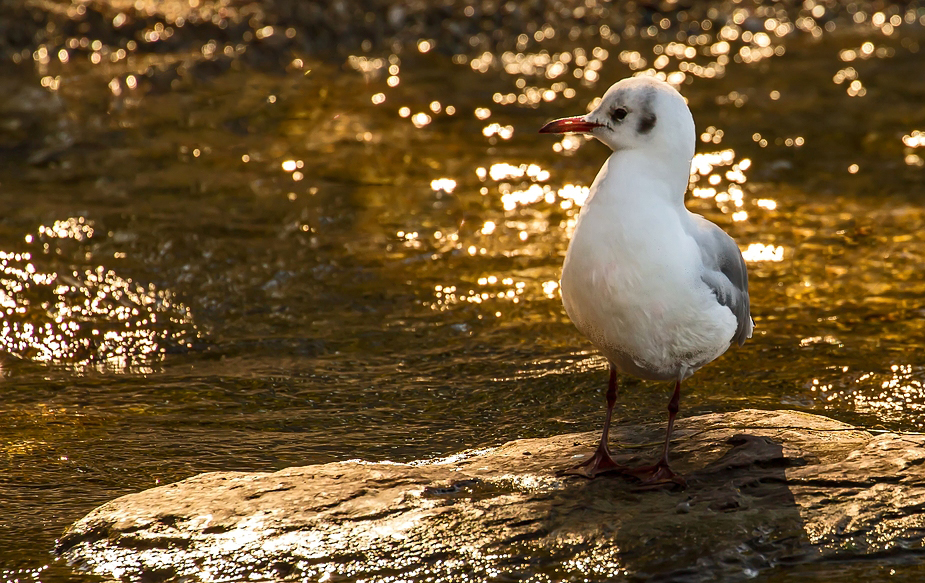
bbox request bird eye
[611,108,628,122]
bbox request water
[2,1,925,580]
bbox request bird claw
[557,446,629,479]
[624,459,687,490]
[558,449,687,490]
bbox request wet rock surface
[57,410,925,582]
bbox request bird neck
[595,149,691,211]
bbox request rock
[56,410,925,582]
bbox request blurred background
[2,0,925,580]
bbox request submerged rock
[57,410,925,581]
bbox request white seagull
[540,76,753,486]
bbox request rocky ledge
[57,410,925,582]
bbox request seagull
[539,76,753,487]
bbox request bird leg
[558,363,631,478]
[625,380,686,488]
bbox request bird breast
[560,189,738,381]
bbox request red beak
[538,116,603,134]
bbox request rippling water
[3,0,925,580]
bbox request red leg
[559,363,631,478]
[625,380,686,487]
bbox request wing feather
[691,216,754,346]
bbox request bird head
[539,76,695,162]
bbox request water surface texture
[2,0,925,580]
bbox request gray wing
[691,215,754,346]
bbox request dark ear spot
[638,112,657,134]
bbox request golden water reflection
[903,130,925,166]
[0,220,200,369]
[742,243,785,263]
[808,365,925,428]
